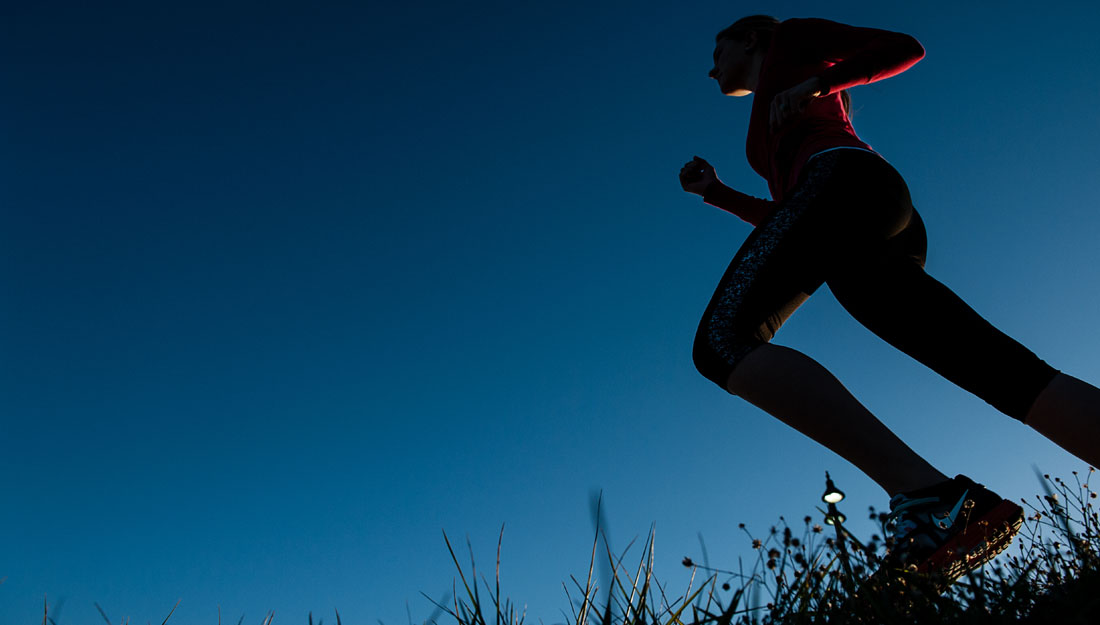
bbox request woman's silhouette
[679,15,1100,581]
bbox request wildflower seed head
[752,539,762,549]
[682,557,694,568]
[722,583,730,591]
[768,548,781,559]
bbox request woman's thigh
[827,214,1058,420]
[693,149,911,388]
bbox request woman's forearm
[702,182,775,226]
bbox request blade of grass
[159,600,180,625]
[578,493,603,625]
[95,602,112,625]
[443,530,481,624]
[465,535,484,625]
[663,581,709,625]
[496,524,505,625]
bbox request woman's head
[715,15,780,50]
[709,15,778,96]
[710,15,852,117]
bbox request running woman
[679,15,1100,582]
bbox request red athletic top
[703,18,925,225]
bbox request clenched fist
[679,156,719,196]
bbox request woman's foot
[881,474,1024,587]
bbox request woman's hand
[769,76,825,132]
[679,155,719,196]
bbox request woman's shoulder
[775,17,854,42]
[778,17,852,30]
[770,18,848,64]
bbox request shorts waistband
[806,146,880,163]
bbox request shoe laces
[885,494,941,539]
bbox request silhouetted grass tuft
[24,470,1100,624]
[433,468,1100,625]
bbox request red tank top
[747,18,925,203]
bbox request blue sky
[3,0,1100,623]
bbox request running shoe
[881,474,1024,585]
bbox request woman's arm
[681,156,774,225]
[702,182,774,226]
[787,17,926,97]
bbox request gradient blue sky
[4,1,1100,623]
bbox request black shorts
[692,148,1058,421]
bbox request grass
[432,469,1100,625]
[26,469,1100,624]
[37,599,342,625]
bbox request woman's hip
[783,147,915,244]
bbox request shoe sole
[916,498,1024,585]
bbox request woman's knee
[692,322,762,392]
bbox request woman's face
[708,35,755,96]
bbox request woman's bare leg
[1025,373,1100,468]
[726,342,948,496]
